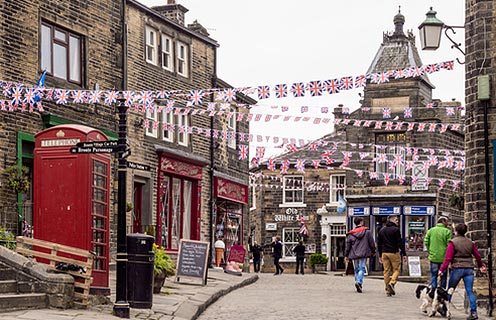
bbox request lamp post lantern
[418,7,444,50]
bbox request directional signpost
[126,161,150,171]
[70,141,121,154]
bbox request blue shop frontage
[347,204,436,272]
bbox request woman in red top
[438,223,487,320]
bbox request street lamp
[418,7,465,63]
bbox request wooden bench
[16,236,95,308]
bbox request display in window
[406,216,427,251]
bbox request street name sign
[127,161,151,171]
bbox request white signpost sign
[412,163,429,191]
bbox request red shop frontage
[214,175,248,263]
[156,150,207,252]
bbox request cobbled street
[198,273,490,320]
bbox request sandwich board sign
[176,239,209,285]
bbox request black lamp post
[419,8,493,316]
[113,98,130,318]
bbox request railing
[16,236,95,308]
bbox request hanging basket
[3,165,30,193]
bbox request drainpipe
[208,49,218,268]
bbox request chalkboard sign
[176,239,209,285]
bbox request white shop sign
[265,223,277,231]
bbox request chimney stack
[152,1,188,25]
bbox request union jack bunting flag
[299,214,309,236]
[290,82,306,97]
[372,72,389,84]
[55,89,70,105]
[267,159,276,171]
[189,90,204,105]
[155,90,168,99]
[251,157,259,168]
[23,88,36,105]
[323,79,340,94]
[312,160,320,169]
[301,106,308,113]
[280,159,290,174]
[442,61,454,70]
[122,91,135,106]
[394,68,408,79]
[417,123,426,131]
[11,86,23,105]
[238,145,248,160]
[307,80,323,97]
[382,107,391,118]
[274,84,288,98]
[321,107,328,113]
[426,103,434,108]
[295,159,305,173]
[342,107,350,114]
[138,91,153,106]
[257,85,271,99]
[403,107,413,118]
[355,75,366,88]
[104,90,119,105]
[339,76,353,90]
[281,106,289,112]
[223,88,236,102]
[452,180,460,191]
[256,146,265,159]
[70,90,85,104]
[438,179,446,190]
[446,107,455,116]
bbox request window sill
[278,203,307,208]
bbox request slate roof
[366,10,434,89]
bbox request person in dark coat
[345,217,376,292]
[293,240,306,275]
[249,241,263,273]
[271,236,284,275]
[377,215,407,296]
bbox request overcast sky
[139,0,465,158]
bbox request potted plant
[3,165,30,193]
[448,193,464,210]
[309,253,328,273]
[153,243,175,293]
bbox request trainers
[280,268,284,274]
[388,282,395,295]
[466,313,478,320]
[355,282,362,293]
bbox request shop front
[403,206,435,252]
[214,175,248,264]
[156,150,206,252]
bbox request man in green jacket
[424,216,452,288]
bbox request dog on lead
[415,284,454,318]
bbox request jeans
[253,258,260,273]
[448,268,477,315]
[295,256,304,274]
[353,258,367,285]
[381,252,401,293]
[430,262,447,288]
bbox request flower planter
[311,264,327,273]
[153,270,167,294]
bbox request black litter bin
[127,233,155,308]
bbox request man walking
[249,240,263,273]
[345,217,376,293]
[424,216,452,288]
[293,240,306,275]
[377,215,406,296]
[271,236,284,275]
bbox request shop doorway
[330,236,346,271]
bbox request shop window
[216,201,242,260]
[375,133,406,180]
[405,215,428,251]
[329,224,346,236]
[329,174,345,204]
[161,175,195,250]
[283,176,304,204]
[282,227,299,258]
[41,22,83,84]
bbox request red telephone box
[34,124,111,294]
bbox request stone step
[0,280,16,293]
[0,293,47,312]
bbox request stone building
[249,10,465,275]
[464,0,496,313]
[0,0,253,278]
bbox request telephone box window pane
[94,175,105,188]
[93,216,104,229]
[93,230,105,243]
[94,161,107,174]
[93,189,105,202]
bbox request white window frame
[145,26,157,65]
[282,228,299,259]
[177,114,189,146]
[227,108,237,149]
[162,111,173,142]
[374,133,406,179]
[176,41,189,77]
[145,109,158,138]
[283,176,304,204]
[250,184,256,211]
[161,34,173,71]
[329,174,346,204]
